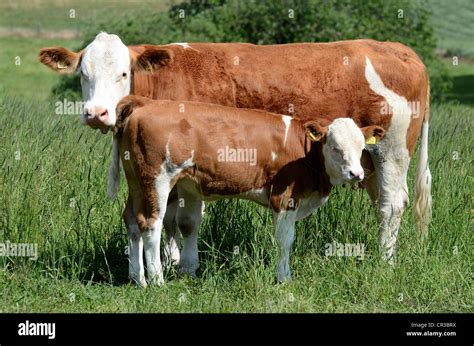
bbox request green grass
[427,0,474,58]
[0,0,169,32]
[0,97,472,312]
[0,37,80,101]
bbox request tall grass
[0,97,472,312]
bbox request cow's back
[131,39,428,153]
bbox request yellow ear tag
[307,131,320,142]
[365,136,377,145]
[57,61,68,69]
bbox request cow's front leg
[163,188,181,268]
[272,209,298,283]
[176,183,202,277]
[369,146,410,263]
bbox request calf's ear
[361,125,385,144]
[132,45,174,73]
[304,119,330,142]
[39,47,82,74]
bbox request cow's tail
[107,95,147,199]
[414,81,432,237]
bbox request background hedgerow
[52,0,451,101]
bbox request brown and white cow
[39,32,431,269]
[108,95,385,285]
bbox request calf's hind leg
[123,195,146,288]
[139,178,171,286]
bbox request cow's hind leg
[369,146,410,262]
[176,183,202,277]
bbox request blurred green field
[0,37,80,100]
[427,0,474,58]
[0,0,168,32]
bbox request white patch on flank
[282,115,292,145]
[271,151,277,162]
[157,143,195,216]
[365,56,412,261]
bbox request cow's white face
[79,33,131,132]
[304,118,385,186]
[39,32,173,134]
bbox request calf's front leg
[272,209,298,283]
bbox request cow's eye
[332,146,341,154]
[116,73,127,83]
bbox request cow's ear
[39,47,82,74]
[132,46,174,73]
[360,125,385,144]
[304,119,330,142]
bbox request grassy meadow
[0,97,472,312]
[0,0,473,312]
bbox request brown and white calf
[108,95,385,286]
[39,33,431,265]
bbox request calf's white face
[305,118,385,186]
[79,33,131,131]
